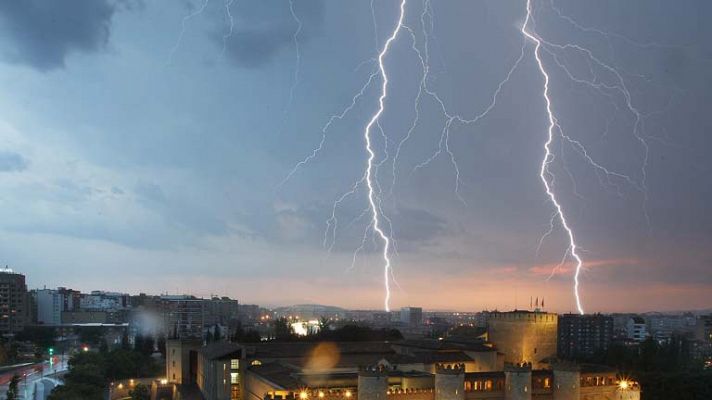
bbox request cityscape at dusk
[0,0,710,399]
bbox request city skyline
[0,1,711,313]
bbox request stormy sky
[0,0,710,313]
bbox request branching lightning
[287,0,303,112]
[522,0,663,314]
[278,70,380,188]
[278,0,664,313]
[522,0,586,315]
[219,0,236,58]
[168,0,211,65]
[362,0,406,312]
[393,0,527,206]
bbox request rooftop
[200,342,242,360]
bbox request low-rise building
[625,317,648,342]
[166,338,640,400]
[197,342,242,400]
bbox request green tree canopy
[129,383,150,400]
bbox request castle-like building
[167,334,640,400]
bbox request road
[0,357,68,400]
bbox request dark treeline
[231,318,403,343]
[581,336,712,400]
[48,335,162,400]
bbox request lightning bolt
[522,0,585,314]
[281,0,660,313]
[362,0,406,312]
[277,69,379,188]
[523,0,667,314]
[279,2,405,311]
[287,0,303,112]
[392,0,527,206]
[219,0,236,58]
[168,0,211,65]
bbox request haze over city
[0,0,711,314]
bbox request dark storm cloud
[224,29,295,68]
[134,181,167,205]
[233,200,448,252]
[222,0,324,68]
[0,151,28,172]
[0,0,123,70]
[133,181,229,238]
[392,207,449,243]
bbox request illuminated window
[231,359,239,369]
[231,372,239,384]
[251,360,262,366]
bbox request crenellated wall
[435,364,465,400]
[358,367,389,400]
[504,363,532,400]
[552,365,579,400]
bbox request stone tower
[552,363,580,400]
[166,338,201,384]
[357,366,389,400]
[434,363,465,400]
[504,362,532,400]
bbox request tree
[0,342,9,365]
[273,318,294,341]
[157,335,166,358]
[213,325,222,342]
[318,316,329,332]
[6,374,20,400]
[134,334,154,356]
[134,334,145,353]
[48,383,103,400]
[121,332,130,350]
[99,339,109,353]
[143,335,155,355]
[15,326,56,349]
[129,383,150,400]
[78,327,104,346]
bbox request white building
[400,307,423,327]
[36,289,63,326]
[626,316,648,342]
[80,291,129,311]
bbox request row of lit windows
[581,376,616,387]
[464,380,502,391]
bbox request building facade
[0,268,28,333]
[197,343,242,400]
[401,308,423,327]
[166,338,640,400]
[160,295,206,339]
[625,317,648,342]
[166,338,202,384]
[557,314,613,360]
